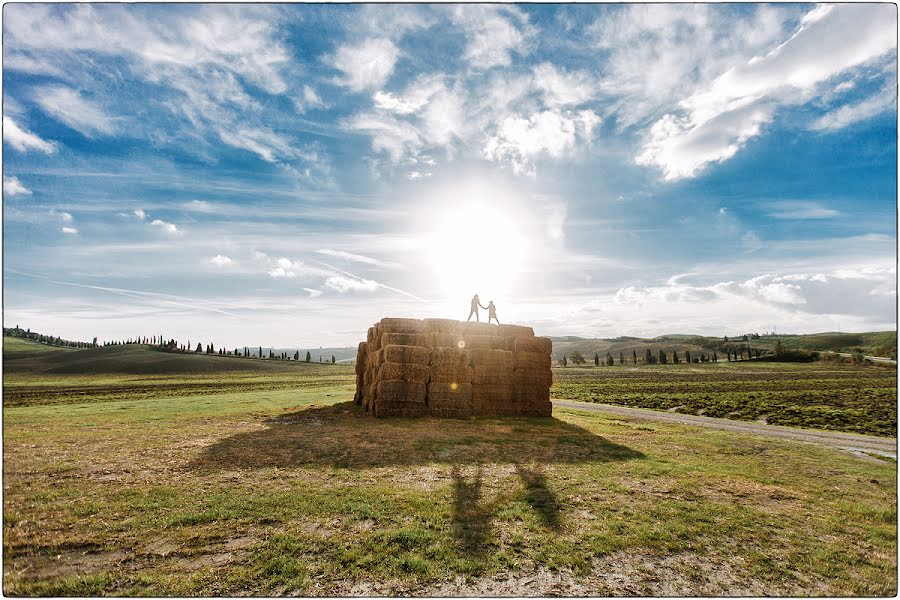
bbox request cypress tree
[619,351,625,365]
[594,352,600,366]
[632,349,637,365]
[673,350,680,364]
[606,351,614,366]
[306,351,311,362]
[685,350,692,363]
[659,349,667,364]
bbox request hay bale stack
[353,318,552,418]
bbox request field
[3,339,897,596]
[553,362,898,437]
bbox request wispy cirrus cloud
[3,116,57,153]
[765,201,841,220]
[34,85,118,136]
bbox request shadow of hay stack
[191,401,643,471]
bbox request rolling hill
[2,337,344,376]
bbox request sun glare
[426,201,529,299]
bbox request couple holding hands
[467,294,500,324]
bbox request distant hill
[548,330,897,362]
[2,337,348,376]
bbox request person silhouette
[467,294,487,322]
[487,300,500,325]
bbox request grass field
[552,362,898,437]
[3,340,897,596]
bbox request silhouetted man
[487,300,500,325]
[467,294,487,322]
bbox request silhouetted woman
[487,300,500,325]
[467,294,487,322]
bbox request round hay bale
[379,318,425,334]
[429,364,473,384]
[498,324,534,338]
[382,344,430,365]
[514,336,552,354]
[461,321,499,336]
[423,318,463,334]
[378,361,430,384]
[376,380,426,403]
[462,335,508,351]
[430,332,465,349]
[381,332,430,347]
[430,347,470,366]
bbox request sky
[2,3,897,348]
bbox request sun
[426,201,529,299]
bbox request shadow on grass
[451,465,492,558]
[515,465,562,530]
[190,401,644,471]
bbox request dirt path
[553,400,897,459]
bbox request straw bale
[515,385,551,402]
[461,321,499,336]
[429,333,465,349]
[423,318,463,334]
[514,351,552,370]
[462,334,509,351]
[377,361,430,384]
[517,401,552,417]
[472,383,513,402]
[381,332,430,347]
[513,336,553,354]
[376,380,426,403]
[430,364,473,384]
[472,366,513,385]
[427,382,473,403]
[469,348,514,369]
[366,327,376,348]
[379,318,425,334]
[382,344,430,365]
[514,369,553,386]
[374,400,428,418]
[430,347,471,367]
[498,324,534,338]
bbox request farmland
[552,362,897,437]
[2,338,897,595]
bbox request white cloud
[373,90,428,115]
[61,226,78,235]
[484,109,601,175]
[58,211,73,223]
[766,201,841,220]
[303,288,324,298]
[315,248,401,269]
[150,219,180,235]
[217,126,295,163]
[343,112,422,163]
[3,116,57,153]
[134,209,146,220]
[185,200,213,212]
[34,85,117,136]
[295,85,328,112]
[210,254,234,267]
[268,267,295,278]
[532,62,598,108]
[331,38,400,92]
[637,4,897,180]
[324,275,380,293]
[452,5,532,69]
[811,85,896,131]
[3,176,32,197]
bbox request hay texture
[354,317,552,418]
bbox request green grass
[552,362,897,437]
[3,358,896,596]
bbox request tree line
[4,326,338,364]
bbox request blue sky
[2,3,897,347]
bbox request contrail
[6,268,243,317]
[313,260,428,303]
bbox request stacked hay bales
[355,318,552,418]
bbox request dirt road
[553,400,897,459]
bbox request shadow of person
[515,465,561,530]
[450,464,492,558]
[189,401,645,472]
